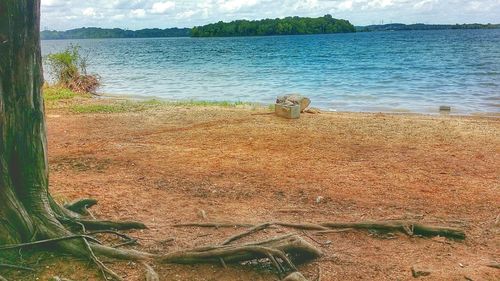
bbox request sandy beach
[10,95,493,280]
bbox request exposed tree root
[76,219,147,231]
[0,264,35,272]
[142,262,159,281]
[176,220,466,240]
[88,234,320,280]
[64,199,98,215]
[81,236,123,281]
[222,223,273,245]
[86,230,135,242]
[320,221,465,239]
[0,235,101,251]
[161,234,321,264]
[174,222,253,228]
[314,229,352,235]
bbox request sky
[41,0,500,31]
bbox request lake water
[42,29,500,114]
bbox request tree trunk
[0,0,85,256]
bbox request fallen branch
[0,275,8,281]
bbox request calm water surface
[42,29,500,114]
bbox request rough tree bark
[0,0,85,256]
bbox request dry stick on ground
[0,275,8,281]
[176,220,466,240]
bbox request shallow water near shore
[42,29,500,114]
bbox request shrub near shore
[45,44,101,94]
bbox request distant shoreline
[41,22,499,40]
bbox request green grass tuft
[43,87,78,101]
[69,99,257,114]
[69,99,166,113]
[165,100,252,107]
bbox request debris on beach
[304,107,321,114]
[439,105,451,112]
[277,94,311,112]
[275,94,312,119]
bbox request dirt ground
[8,100,500,280]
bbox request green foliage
[191,15,355,37]
[41,27,191,40]
[43,87,77,101]
[45,45,100,94]
[356,23,500,32]
[46,45,81,85]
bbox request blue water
[42,29,500,114]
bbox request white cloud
[40,0,500,31]
[130,9,146,18]
[292,0,319,11]
[151,1,176,14]
[82,7,97,17]
[338,0,354,11]
[175,10,198,20]
[218,0,260,12]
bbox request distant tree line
[356,23,500,32]
[191,15,355,37]
[41,20,499,40]
[41,27,191,40]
